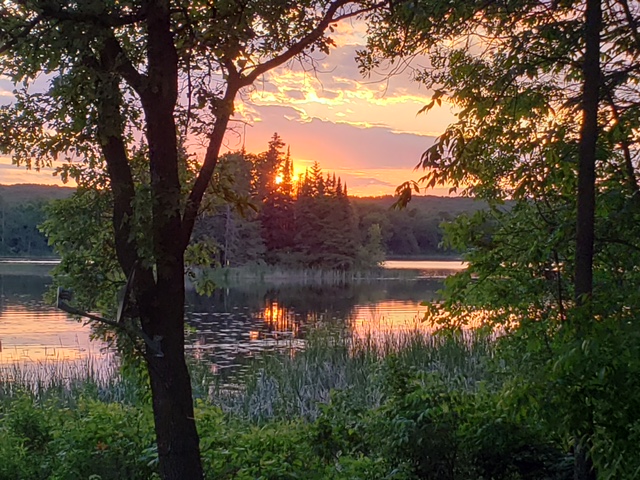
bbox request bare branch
[57,300,163,357]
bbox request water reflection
[0,262,462,377]
[0,272,112,365]
[185,277,445,373]
[382,260,466,276]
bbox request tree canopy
[364,0,640,477]
[0,1,388,478]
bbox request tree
[357,223,385,267]
[365,0,640,477]
[0,1,387,477]
[191,151,266,266]
[259,136,297,263]
[291,163,360,268]
[255,133,286,201]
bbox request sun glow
[259,301,300,337]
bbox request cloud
[241,43,456,138]
[225,105,444,196]
[0,28,456,198]
[330,20,370,48]
[335,173,396,190]
[230,36,459,196]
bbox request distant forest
[0,138,484,262]
[0,184,72,257]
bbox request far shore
[0,258,59,276]
[0,257,61,264]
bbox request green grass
[0,356,146,408]
[0,329,578,480]
[0,327,494,421]
[210,328,495,421]
[0,261,57,276]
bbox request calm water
[0,261,464,374]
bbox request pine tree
[281,148,294,197]
[259,136,296,263]
[255,133,285,201]
[293,167,359,269]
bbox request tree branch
[102,35,148,100]
[180,1,388,246]
[603,91,639,196]
[57,300,163,357]
[242,0,387,86]
[616,0,640,52]
[180,85,239,249]
[0,13,42,55]
[36,2,146,28]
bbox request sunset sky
[0,23,456,197]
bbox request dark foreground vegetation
[0,331,578,480]
[2,0,638,478]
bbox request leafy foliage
[363,0,640,476]
[0,331,574,480]
[0,197,52,257]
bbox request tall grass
[0,356,146,407]
[197,264,421,288]
[0,327,496,424]
[211,328,495,422]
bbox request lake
[0,260,465,375]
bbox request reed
[0,327,495,422]
[0,356,146,407]
[211,327,495,422]
[194,265,420,288]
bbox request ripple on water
[2,263,457,379]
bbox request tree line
[192,133,473,269]
[4,0,634,477]
[0,185,72,257]
[0,175,483,262]
[0,197,50,257]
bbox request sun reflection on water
[0,305,111,365]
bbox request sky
[0,22,456,197]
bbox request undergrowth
[0,330,573,480]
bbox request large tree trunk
[142,116,205,480]
[144,264,203,479]
[574,0,601,305]
[573,0,601,478]
[136,2,204,477]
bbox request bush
[0,396,156,480]
[312,358,572,480]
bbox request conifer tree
[259,135,296,263]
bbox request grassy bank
[0,260,58,276]
[211,329,493,422]
[0,329,573,480]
